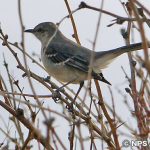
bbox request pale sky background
[0,0,150,149]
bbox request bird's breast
[41,52,88,83]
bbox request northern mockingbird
[25,22,145,86]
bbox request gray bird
[25,22,145,86]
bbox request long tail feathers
[94,42,149,69]
[96,42,144,58]
[92,42,149,85]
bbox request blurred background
[0,0,150,149]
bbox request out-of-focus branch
[94,80,120,150]
[64,0,81,44]
[0,100,54,150]
[78,2,150,27]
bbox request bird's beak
[24,29,34,33]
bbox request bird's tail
[108,42,143,54]
[94,42,145,69]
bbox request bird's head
[25,22,58,45]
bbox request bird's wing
[45,42,90,72]
[45,42,111,85]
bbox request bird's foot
[66,102,75,113]
[52,90,61,103]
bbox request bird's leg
[52,79,76,103]
[73,81,84,104]
[68,81,84,112]
[56,79,76,92]
[43,76,75,91]
[87,81,93,115]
